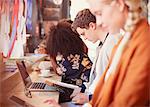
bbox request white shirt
[80,36,100,62]
[85,34,122,94]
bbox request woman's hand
[56,67,63,75]
[71,93,89,105]
[44,99,61,107]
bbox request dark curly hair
[46,20,87,59]
[72,9,96,32]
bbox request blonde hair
[105,0,143,81]
[124,0,142,31]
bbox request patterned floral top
[56,53,92,87]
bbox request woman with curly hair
[46,20,92,103]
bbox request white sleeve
[82,103,92,107]
[88,48,109,94]
[88,35,119,94]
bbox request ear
[117,0,126,12]
[89,22,96,30]
[111,0,125,12]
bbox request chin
[109,30,118,35]
[91,40,97,43]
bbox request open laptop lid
[16,61,32,88]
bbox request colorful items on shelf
[0,0,32,58]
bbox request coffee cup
[40,69,51,77]
[38,61,51,70]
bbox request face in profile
[76,22,99,43]
[88,0,126,34]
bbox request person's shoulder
[130,19,150,55]
[132,19,150,46]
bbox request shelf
[43,7,61,21]
[42,0,62,21]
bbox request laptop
[16,60,57,92]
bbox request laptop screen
[16,61,32,88]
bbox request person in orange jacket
[82,0,150,106]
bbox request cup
[40,69,51,77]
[38,61,51,70]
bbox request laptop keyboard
[31,82,46,89]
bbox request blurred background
[0,0,149,59]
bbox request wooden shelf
[42,0,62,21]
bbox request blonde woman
[44,0,150,106]
[83,0,150,107]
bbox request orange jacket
[90,19,150,107]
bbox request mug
[40,69,51,77]
[38,61,51,70]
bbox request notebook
[16,60,57,92]
[45,80,81,97]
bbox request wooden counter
[1,54,61,107]
[10,71,60,107]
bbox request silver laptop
[16,60,57,92]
